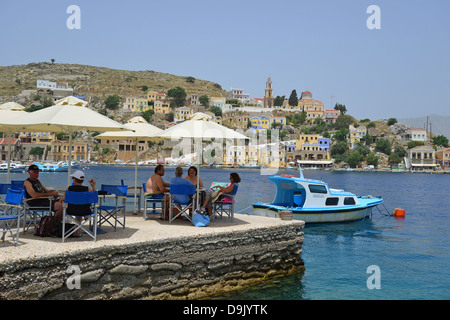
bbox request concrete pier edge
[0,216,305,300]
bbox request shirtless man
[146,164,170,195]
[146,164,170,219]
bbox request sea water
[4,166,449,300]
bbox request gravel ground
[0,213,301,264]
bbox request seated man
[146,164,170,219]
[167,166,194,219]
[24,164,63,221]
[146,164,170,197]
[171,166,194,204]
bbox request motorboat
[0,162,27,172]
[252,166,383,223]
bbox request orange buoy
[393,208,405,217]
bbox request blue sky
[1,0,449,120]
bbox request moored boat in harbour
[252,166,383,223]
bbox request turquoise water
[4,166,450,300]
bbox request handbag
[211,191,221,203]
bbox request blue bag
[192,213,210,227]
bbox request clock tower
[264,77,273,108]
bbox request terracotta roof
[0,138,19,145]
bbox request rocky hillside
[0,62,229,107]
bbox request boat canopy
[270,176,314,208]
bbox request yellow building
[147,91,166,102]
[250,116,270,130]
[20,131,56,145]
[154,100,171,114]
[124,94,136,111]
[288,90,324,112]
[135,98,149,112]
[175,106,193,121]
[269,115,286,127]
[349,125,367,148]
[296,134,320,151]
[51,140,89,161]
[306,110,325,122]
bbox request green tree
[387,118,398,126]
[167,87,187,107]
[199,95,209,107]
[375,138,391,155]
[407,141,424,149]
[141,85,148,92]
[432,135,449,147]
[334,103,347,115]
[331,141,349,157]
[29,147,44,157]
[288,90,298,108]
[104,95,121,110]
[393,145,406,158]
[333,128,349,142]
[388,153,402,165]
[366,153,379,167]
[346,151,363,168]
[209,106,222,117]
[273,95,285,107]
[141,109,155,123]
[334,114,354,130]
[185,76,195,83]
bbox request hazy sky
[1,0,449,120]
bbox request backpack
[35,216,60,237]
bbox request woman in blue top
[198,172,240,218]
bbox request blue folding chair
[23,195,55,233]
[168,184,195,223]
[62,190,99,242]
[142,182,165,220]
[0,188,25,245]
[10,180,25,191]
[0,184,12,203]
[121,180,141,214]
[98,184,127,231]
[212,184,239,222]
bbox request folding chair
[168,184,195,223]
[212,184,239,222]
[0,188,24,245]
[23,196,55,233]
[0,184,12,203]
[97,184,127,231]
[62,190,99,242]
[121,180,141,214]
[10,180,25,191]
[142,182,165,220]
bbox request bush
[375,138,391,155]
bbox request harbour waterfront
[2,166,450,299]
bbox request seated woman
[184,166,204,189]
[198,172,241,218]
[60,170,96,237]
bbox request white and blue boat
[252,166,383,223]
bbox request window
[344,197,356,205]
[326,197,339,205]
[308,184,327,194]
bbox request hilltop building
[263,77,273,108]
